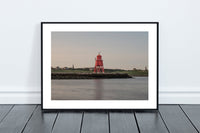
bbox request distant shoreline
[51,73,134,79]
[51,68,148,77]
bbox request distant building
[145,66,148,71]
[72,65,74,69]
[63,67,68,70]
[56,66,60,70]
[133,68,137,71]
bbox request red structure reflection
[94,53,104,73]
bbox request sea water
[51,77,148,100]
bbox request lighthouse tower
[94,53,104,73]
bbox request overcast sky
[51,32,148,70]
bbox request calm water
[51,77,148,100]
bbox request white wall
[0,0,200,104]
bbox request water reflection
[51,77,148,100]
[94,79,104,100]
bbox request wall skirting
[159,91,200,104]
[0,89,200,104]
[0,91,41,104]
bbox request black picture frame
[41,22,159,111]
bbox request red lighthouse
[94,53,104,73]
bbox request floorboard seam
[51,112,59,132]
[0,104,14,125]
[79,112,84,133]
[21,105,38,133]
[179,105,199,133]
[133,112,141,133]
[108,112,111,133]
[158,110,170,133]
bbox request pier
[51,73,132,79]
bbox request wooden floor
[0,105,200,133]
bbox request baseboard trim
[0,91,200,104]
[0,92,41,104]
[159,91,200,104]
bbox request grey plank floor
[0,105,199,133]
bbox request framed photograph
[41,22,158,110]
